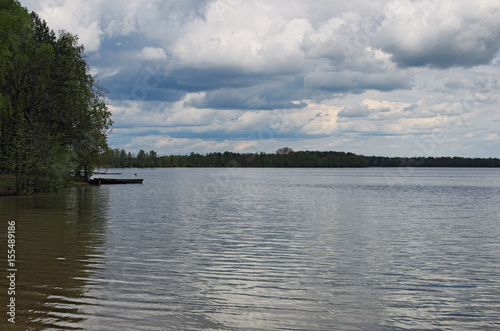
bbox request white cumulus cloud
[136,47,167,62]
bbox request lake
[1,167,500,330]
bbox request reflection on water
[1,168,500,330]
[1,187,109,330]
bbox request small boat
[88,178,143,185]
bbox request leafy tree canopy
[0,0,112,194]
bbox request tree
[0,1,112,193]
[136,150,146,167]
[147,150,158,166]
[118,149,126,167]
[276,147,293,155]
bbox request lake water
[1,167,500,330]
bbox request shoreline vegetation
[1,1,112,195]
[100,147,500,169]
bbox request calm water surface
[1,168,500,330]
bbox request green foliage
[366,156,500,167]
[101,148,370,168]
[0,1,112,194]
[101,148,500,169]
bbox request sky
[20,0,500,157]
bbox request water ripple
[1,168,499,329]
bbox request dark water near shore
[1,168,500,330]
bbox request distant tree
[118,149,127,167]
[221,151,234,167]
[136,150,146,167]
[147,150,158,166]
[127,152,133,167]
[276,147,293,155]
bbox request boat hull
[88,178,143,185]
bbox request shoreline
[0,175,90,196]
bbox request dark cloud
[338,104,372,118]
[304,69,412,93]
[169,67,272,92]
[182,76,308,110]
[402,104,418,112]
[100,66,186,102]
[383,40,500,69]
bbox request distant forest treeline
[100,147,500,168]
[101,148,368,168]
